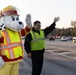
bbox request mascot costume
[0,5,32,75]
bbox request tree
[71,21,76,36]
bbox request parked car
[72,37,76,43]
[61,36,67,41]
[67,36,72,40]
[49,36,55,41]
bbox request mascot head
[0,5,24,31]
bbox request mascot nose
[19,22,22,25]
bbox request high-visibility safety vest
[30,29,45,51]
[0,28,23,59]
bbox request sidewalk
[19,51,43,75]
[19,57,43,75]
[19,60,32,75]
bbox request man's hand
[27,53,31,58]
[25,14,32,28]
[54,16,60,23]
[0,56,4,68]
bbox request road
[42,39,76,75]
[45,39,76,59]
[20,39,76,75]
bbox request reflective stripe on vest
[1,43,22,50]
[1,30,23,59]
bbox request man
[24,17,60,75]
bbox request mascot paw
[25,14,32,27]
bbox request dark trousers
[31,52,44,75]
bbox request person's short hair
[33,21,41,25]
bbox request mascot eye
[11,16,15,21]
[16,17,19,21]
[12,17,15,21]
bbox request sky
[0,0,76,29]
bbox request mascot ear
[25,14,32,28]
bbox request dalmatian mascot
[0,5,32,75]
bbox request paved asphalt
[19,59,32,75]
[19,52,43,75]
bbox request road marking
[46,50,76,60]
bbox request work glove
[25,14,32,28]
[54,16,60,23]
[0,56,4,68]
